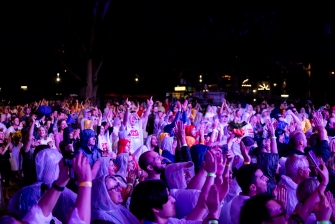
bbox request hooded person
[76,129,101,166]
[164,161,200,219]
[190,144,210,173]
[8,148,76,224]
[91,175,140,224]
[160,136,176,163]
[115,153,138,188]
[95,156,116,179]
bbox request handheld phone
[307,150,320,168]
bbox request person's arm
[186,150,217,221]
[141,97,153,127]
[186,164,207,190]
[287,110,302,131]
[122,98,131,127]
[202,185,221,224]
[37,160,70,217]
[295,164,329,221]
[267,121,278,154]
[23,117,36,153]
[240,141,251,163]
[71,151,92,224]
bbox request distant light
[64,70,67,72]
[21,86,27,90]
[332,71,334,75]
[199,79,202,83]
[253,99,256,101]
[273,83,277,87]
[253,89,256,93]
[56,77,60,82]
[242,84,251,87]
[174,86,186,91]
[135,78,138,82]
[57,73,60,77]
[281,94,289,98]
[199,75,202,78]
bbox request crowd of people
[0,96,335,224]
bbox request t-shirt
[127,121,143,154]
[22,204,61,224]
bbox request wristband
[271,136,277,139]
[78,181,92,188]
[317,221,329,224]
[207,173,216,178]
[225,164,230,167]
[244,162,250,165]
[127,183,133,187]
[52,181,65,192]
[207,219,219,224]
[182,144,188,147]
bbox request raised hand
[147,96,153,107]
[205,150,217,174]
[72,152,92,183]
[314,193,332,222]
[206,185,220,220]
[273,184,287,209]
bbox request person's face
[88,136,96,146]
[153,106,158,113]
[125,141,131,153]
[26,108,31,114]
[236,110,241,117]
[299,158,311,179]
[130,114,137,126]
[69,131,75,139]
[108,160,116,175]
[13,118,19,126]
[148,151,166,173]
[100,126,105,135]
[92,109,97,116]
[158,111,163,118]
[264,200,288,224]
[254,169,268,194]
[220,115,228,123]
[38,127,46,137]
[190,128,197,137]
[106,177,123,204]
[60,121,67,130]
[86,111,91,118]
[156,190,176,219]
[128,155,136,171]
[151,136,158,147]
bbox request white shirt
[230,194,250,224]
[126,121,143,154]
[278,175,298,216]
[168,218,202,224]
[22,204,61,224]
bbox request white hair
[285,155,308,179]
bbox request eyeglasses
[107,182,122,192]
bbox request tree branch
[59,59,82,82]
[66,9,87,55]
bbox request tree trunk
[79,58,100,105]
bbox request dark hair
[236,164,259,194]
[239,193,273,224]
[57,119,66,132]
[138,151,152,172]
[130,180,169,221]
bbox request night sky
[1,1,335,104]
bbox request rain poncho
[96,156,113,179]
[161,136,175,163]
[190,144,210,173]
[8,148,76,223]
[165,162,195,189]
[91,175,140,224]
[133,135,156,162]
[115,153,129,178]
[77,129,101,166]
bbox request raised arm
[122,98,131,127]
[23,117,36,153]
[267,121,278,154]
[141,96,153,127]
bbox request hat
[241,136,255,147]
[37,106,52,120]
